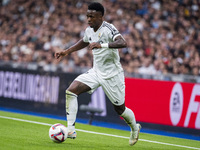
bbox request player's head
[88,2,104,16]
[87,2,104,30]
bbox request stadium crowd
[0,0,200,81]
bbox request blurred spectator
[138,56,157,75]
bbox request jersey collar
[93,21,105,32]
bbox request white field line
[0,115,199,150]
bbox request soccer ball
[49,123,68,143]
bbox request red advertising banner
[125,78,200,130]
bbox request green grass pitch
[0,111,199,150]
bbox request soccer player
[55,2,141,146]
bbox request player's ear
[97,11,103,18]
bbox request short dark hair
[88,2,104,16]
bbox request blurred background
[0,0,200,139]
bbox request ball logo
[170,83,183,126]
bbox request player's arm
[108,35,127,48]
[88,35,127,50]
[55,39,89,60]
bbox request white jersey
[83,21,123,79]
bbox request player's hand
[89,42,101,50]
[54,51,67,61]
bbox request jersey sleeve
[108,24,121,41]
[83,29,89,43]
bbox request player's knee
[66,86,80,96]
[67,80,91,95]
[113,104,125,115]
[66,90,78,97]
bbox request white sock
[120,107,138,131]
[66,90,78,132]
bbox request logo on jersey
[98,33,101,38]
[114,101,119,104]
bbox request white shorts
[75,69,125,106]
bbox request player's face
[86,10,102,31]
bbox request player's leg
[113,103,137,130]
[66,80,91,139]
[101,71,141,145]
[113,103,141,146]
[67,80,91,95]
[66,69,100,139]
